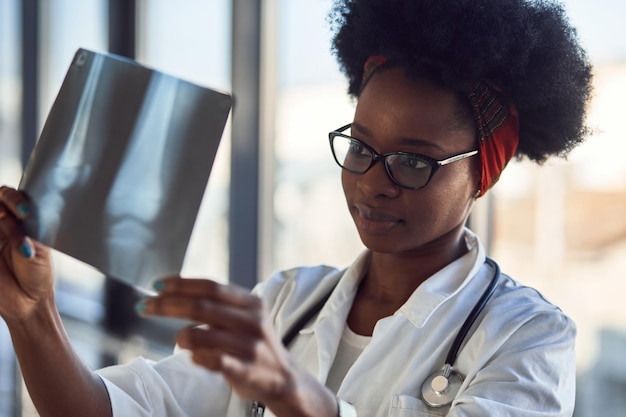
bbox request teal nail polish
[135,299,147,314]
[20,241,33,259]
[17,203,30,217]
[152,280,165,292]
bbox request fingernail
[20,241,34,259]
[152,280,165,292]
[17,203,30,217]
[135,299,147,314]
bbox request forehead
[354,68,474,151]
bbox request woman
[0,0,591,416]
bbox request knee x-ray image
[19,49,232,290]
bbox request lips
[353,204,403,234]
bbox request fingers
[186,348,223,372]
[142,294,264,336]
[181,348,246,379]
[139,278,265,334]
[177,326,259,359]
[0,186,34,259]
[177,326,288,400]
[154,277,255,308]
[143,296,262,334]
[0,203,33,259]
[0,186,32,219]
[143,279,298,406]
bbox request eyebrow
[351,121,446,153]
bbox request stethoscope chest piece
[420,367,463,408]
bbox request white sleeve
[338,398,358,417]
[97,350,233,417]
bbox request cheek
[341,169,354,198]
[445,167,479,206]
[442,157,481,199]
[411,164,478,225]
[469,157,482,193]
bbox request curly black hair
[329,0,593,163]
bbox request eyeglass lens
[331,134,433,189]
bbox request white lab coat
[97,230,575,416]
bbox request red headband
[362,56,519,196]
[468,82,519,196]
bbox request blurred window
[0,3,21,416]
[137,0,231,283]
[0,0,22,186]
[40,0,107,122]
[488,1,626,414]
[270,0,362,275]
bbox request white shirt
[326,325,371,394]
[97,230,576,416]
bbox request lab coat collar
[305,228,486,330]
[399,229,486,328]
[300,229,487,379]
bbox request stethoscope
[420,257,500,407]
[250,257,501,416]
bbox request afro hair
[329,0,593,163]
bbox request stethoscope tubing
[444,257,500,367]
[420,257,501,409]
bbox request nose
[356,158,400,198]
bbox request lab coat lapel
[308,251,368,382]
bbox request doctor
[0,0,591,416]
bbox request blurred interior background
[0,0,625,415]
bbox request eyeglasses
[328,124,478,190]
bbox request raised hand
[0,186,55,323]
[139,277,339,417]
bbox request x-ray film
[19,49,232,290]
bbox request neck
[347,227,470,336]
[362,230,469,305]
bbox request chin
[356,230,412,255]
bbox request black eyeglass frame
[328,123,479,190]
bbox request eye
[348,140,370,158]
[400,154,430,169]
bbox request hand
[140,278,295,401]
[139,278,339,416]
[0,186,54,323]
